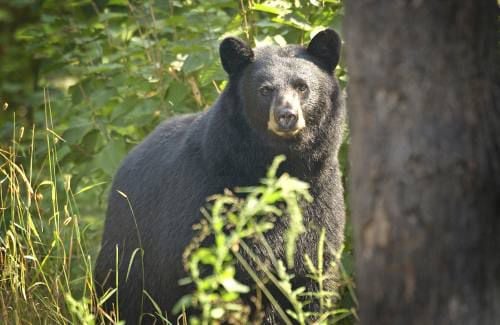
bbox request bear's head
[220,29,342,152]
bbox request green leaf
[62,124,92,145]
[220,277,250,294]
[250,3,290,15]
[94,139,127,176]
[165,80,190,109]
[183,53,210,74]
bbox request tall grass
[0,91,100,324]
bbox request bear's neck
[201,88,337,186]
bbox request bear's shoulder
[113,112,202,183]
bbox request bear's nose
[275,108,298,130]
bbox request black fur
[220,37,255,75]
[307,29,341,73]
[94,29,345,324]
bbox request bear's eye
[296,83,308,93]
[259,86,274,97]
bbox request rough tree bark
[344,1,500,324]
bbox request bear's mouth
[267,125,303,138]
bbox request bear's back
[99,112,207,259]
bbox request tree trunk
[344,1,500,324]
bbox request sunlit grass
[0,92,109,324]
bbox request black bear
[94,29,345,324]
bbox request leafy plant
[179,156,354,324]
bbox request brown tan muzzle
[267,90,306,137]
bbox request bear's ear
[307,29,341,73]
[220,37,254,75]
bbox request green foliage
[0,108,99,324]
[1,0,346,195]
[65,293,96,325]
[179,156,307,323]
[179,156,353,324]
[0,1,353,324]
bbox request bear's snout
[267,90,306,137]
[275,107,298,130]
